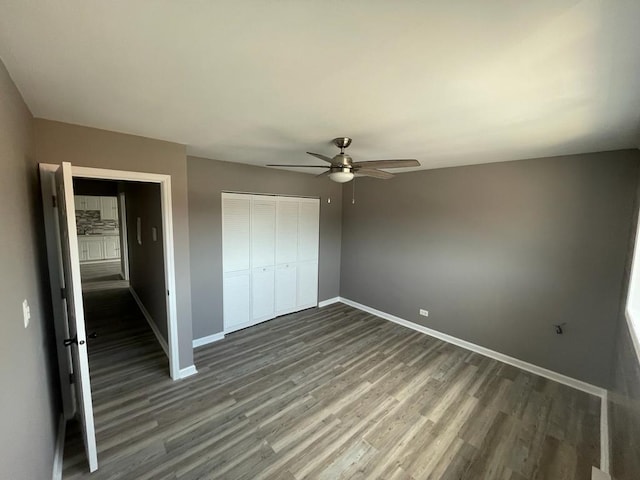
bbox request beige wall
[34,119,194,369]
[0,61,60,478]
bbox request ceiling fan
[267,137,420,183]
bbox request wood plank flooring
[80,261,128,292]
[63,289,601,479]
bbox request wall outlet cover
[419,309,429,317]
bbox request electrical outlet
[22,299,31,328]
[419,309,429,317]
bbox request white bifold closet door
[275,197,299,316]
[222,192,320,333]
[251,196,276,322]
[222,194,252,331]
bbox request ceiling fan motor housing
[333,153,353,168]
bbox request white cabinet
[74,195,117,219]
[77,236,120,263]
[100,196,118,220]
[84,237,104,261]
[103,236,120,259]
[74,196,86,211]
[222,193,320,333]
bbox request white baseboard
[600,390,610,474]
[52,415,65,480]
[178,365,198,379]
[318,297,341,308]
[592,466,611,480]
[339,297,606,399]
[193,332,225,348]
[129,286,169,357]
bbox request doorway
[39,163,182,473]
[72,178,129,292]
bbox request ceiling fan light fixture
[328,169,354,183]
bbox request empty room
[1,2,640,480]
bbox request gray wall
[187,156,343,339]
[0,59,60,479]
[35,119,194,369]
[125,182,168,341]
[340,150,640,387]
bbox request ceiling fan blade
[352,159,420,169]
[355,168,394,179]
[266,164,329,168]
[306,152,334,163]
[316,170,331,178]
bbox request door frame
[40,164,181,402]
[118,189,130,281]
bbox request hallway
[62,286,169,477]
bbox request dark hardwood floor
[63,288,601,479]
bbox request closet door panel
[222,194,251,273]
[223,272,251,331]
[275,264,297,315]
[298,199,320,262]
[252,266,275,322]
[276,198,299,265]
[251,196,276,268]
[297,260,319,308]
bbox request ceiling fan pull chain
[352,176,356,204]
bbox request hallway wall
[125,182,168,342]
[0,60,60,478]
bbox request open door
[55,162,98,472]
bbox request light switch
[22,299,31,328]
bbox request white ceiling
[1,1,639,172]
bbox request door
[223,271,251,332]
[222,193,252,331]
[252,266,275,322]
[275,263,297,315]
[55,162,98,472]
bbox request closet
[222,193,320,333]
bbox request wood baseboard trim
[51,415,65,480]
[318,297,341,308]
[129,286,169,357]
[338,297,606,399]
[178,365,198,379]
[193,332,225,348]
